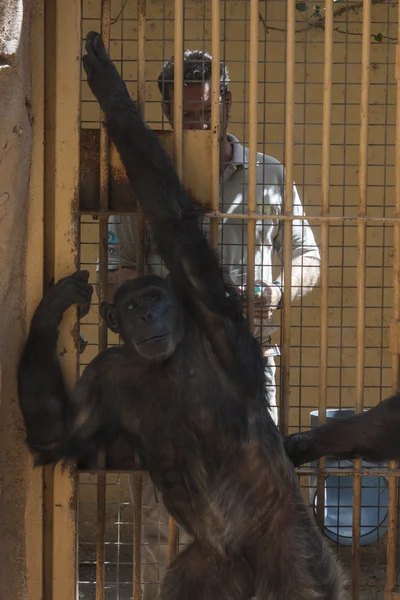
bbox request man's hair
[157,49,230,105]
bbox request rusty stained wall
[0,1,44,600]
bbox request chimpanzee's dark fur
[22,30,400,600]
[285,393,400,468]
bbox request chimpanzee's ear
[99,301,120,334]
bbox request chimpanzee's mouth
[138,334,168,345]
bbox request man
[101,50,320,598]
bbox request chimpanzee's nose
[140,310,153,323]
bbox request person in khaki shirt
[98,50,320,598]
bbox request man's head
[157,50,231,136]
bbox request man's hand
[239,281,282,321]
[255,282,282,320]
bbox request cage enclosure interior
[36,1,400,599]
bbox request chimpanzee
[17,30,400,599]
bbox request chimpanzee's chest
[129,330,247,467]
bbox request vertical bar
[353,1,371,597]
[173,0,184,179]
[48,0,81,599]
[210,0,220,249]
[96,3,111,600]
[136,0,147,276]
[246,0,258,325]
[168,0,184,562]
[316,0,333,530]
[44,1,57,588]
[280,0,295,435]
[132,2,146,597]
[95,473,106,600]
[26,2,46,598]
[132,472,143,600]
[98,0,111,343]
[385,2,400,595]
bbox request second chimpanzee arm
[284,393,400,467]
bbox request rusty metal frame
[280,0,295,436]
[95,2,111,599]
[43,1,82,599]
[351,1,371,597]
[24,1,46,599]
[246,0,258,326]
[385,1,400,598]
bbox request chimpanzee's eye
[127,302,138,310]
[151,292,160,301]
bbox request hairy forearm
[104,115,227,298]
[276,255,320,303]
[17,327,68,458]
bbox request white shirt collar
[220,133,249,182]
[227,132,249,168]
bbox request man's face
[163,81,231,135]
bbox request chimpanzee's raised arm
[18,271,117,465]
[284,393,400,467]
[82,32,242,331]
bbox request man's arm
[273,184,320,304]
[253,183,320,319]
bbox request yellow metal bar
[136,0,147,276]
[316,0,333,530]
[385,2,400,594]
[137,0,146,114]
[246,0,258,327]
[47,1,82,599]
[131,2,146,595]
[352,1,371,596]
[98,0,111,347]
[280,0,295,435]
[133,472,143,600]
[81,210,400,225]
[168,0,185,562]
[173,0,184,179]
[43,63,55,563]
[96,3,111,600]
[25,1,46,598]
[210,0,221,249]
[80,466,400,477]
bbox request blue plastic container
[309,409,389,546]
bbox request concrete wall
[0,1,44,599]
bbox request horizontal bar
[77,467,400,477]
[80,210,400,224]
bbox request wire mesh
[77,1,399,599]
